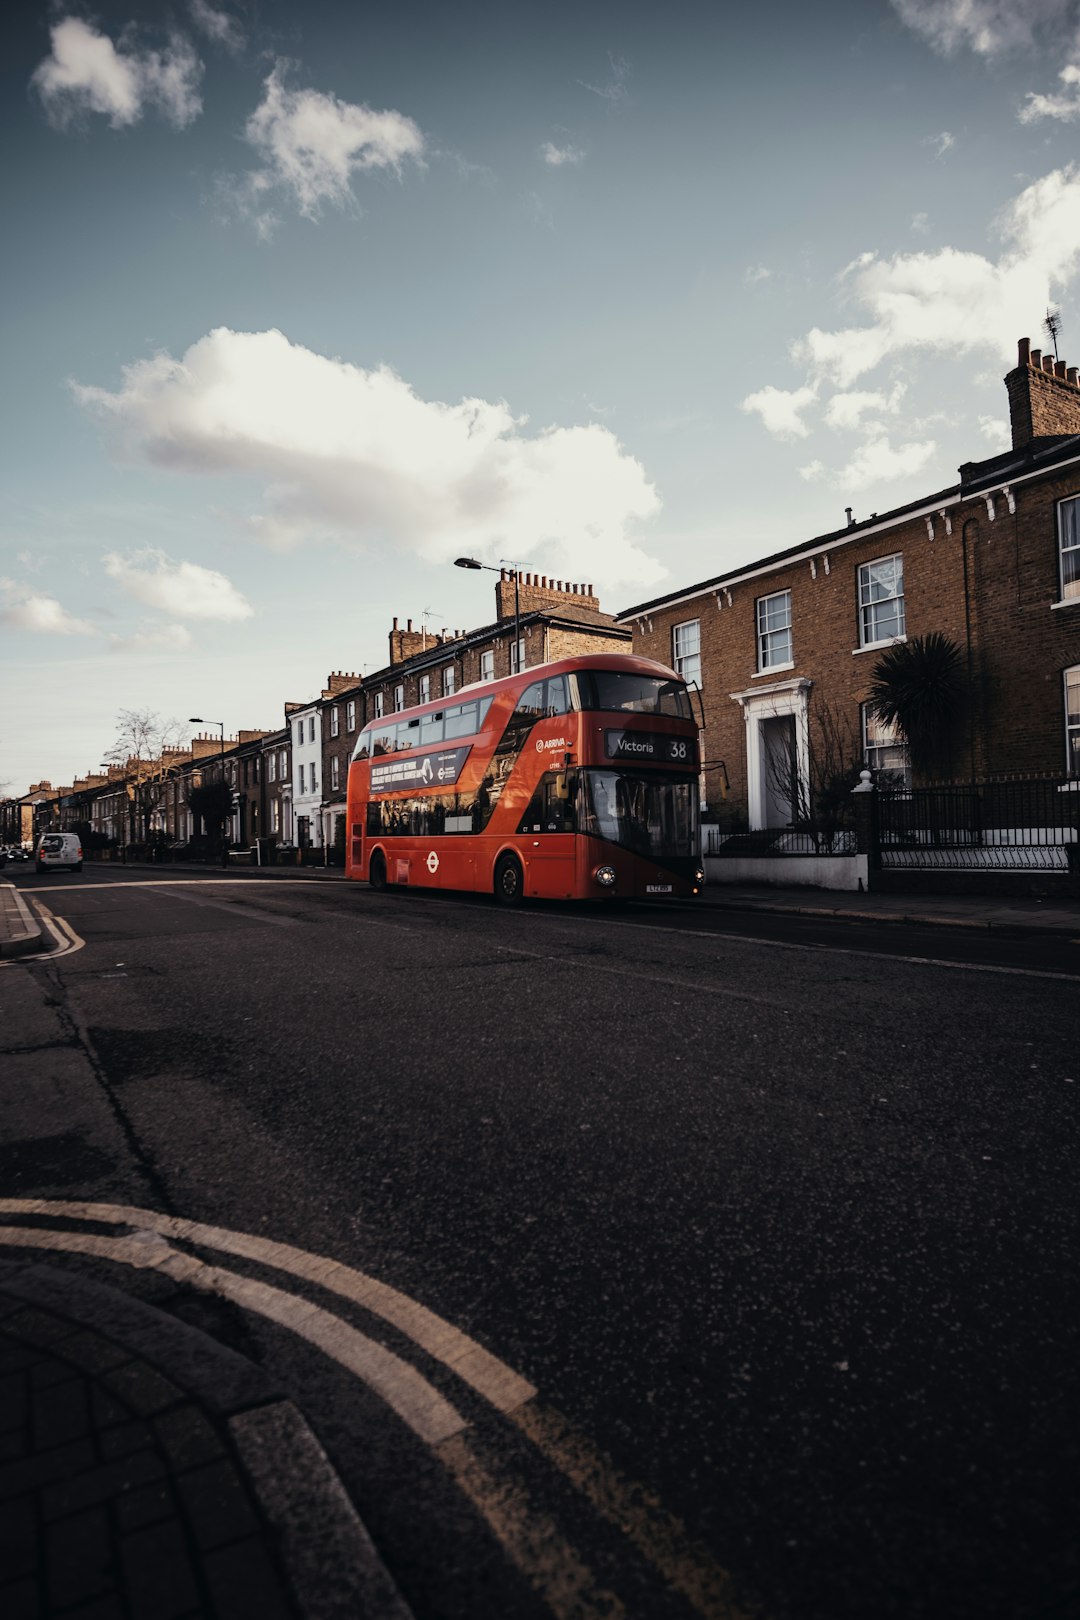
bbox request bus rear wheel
[494,853,524,906]
[369,850,388,892]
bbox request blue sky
[4,0,1080,795]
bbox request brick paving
[0,1291,299,1620]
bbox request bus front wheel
[494,853,524,906]
[369,850,388,892]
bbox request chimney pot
[1031,349,1042,369]
[1018,336,1031,367]
[407,618,413,632]
[1056,360,1067,379]
[392,616,398,630]
[1043,354,1055,373]
[1069,367,1079,385]
[541,576,547,588]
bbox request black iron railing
[877,779,1080,870]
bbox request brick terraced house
[617,338,1080,831]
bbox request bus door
[517,769,578,898]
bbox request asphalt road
[2,867,1078,1620]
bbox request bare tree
[104,709,184,844]
[764,695,863,851]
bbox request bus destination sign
[604,730,697,767]
[370,745,472,794]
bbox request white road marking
[20,878,332,893]
[0,899,85,966]
[0,1198,535,1413]
[0,1199,751,1618]
[0,1223,466,1444]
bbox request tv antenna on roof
[1044,307,1063,361]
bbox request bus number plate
[646,884,673,893]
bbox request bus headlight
[594,865,617,888]
[694,866,705,885]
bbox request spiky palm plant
[867,632,965,780]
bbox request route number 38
[667,739,689,761]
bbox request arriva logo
[535,736,570,753]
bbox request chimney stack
[1005,335,1080,449]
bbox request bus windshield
[576,671,693,720]
[580,769,698,859]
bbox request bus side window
[510,682,545,731]
[517,770,577,834]
[544,675,570,716]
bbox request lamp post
[454,557,521,675]
[188,717,228,867]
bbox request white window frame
[509,637,526,675]
[673,619,702,685]
[296,722,304,746]
[346,700,356,731]
[330,707,339,738]
[394,684,404,712]
[443,664,456,696]
[862,703,910,787]
[267,753,276,783]
[756,590,793,672]
[374,691,384,719]
[309,717,316,744]
[271,799,280,834]
[1058,496,1080,603]
[419,674,431,704]
[331,755,340,791]
[1066,665,1080,776]
[279,749,288,776]
[310,763,317,793]
[858,554,906,649]
[299,763,306,794]
[480,650,495,681]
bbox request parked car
[36,832,82,873]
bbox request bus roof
[360,652,684,730]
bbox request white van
[36,832,83,873]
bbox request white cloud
[798,459,826,483]
[824,384,906,432]
[891,0,1073,57]
[793,165,1080,388]
[74,328,664,589]
[102,549,254,622]
[540,141,585,167]
[0,578,96,636]
[189,0,244,52]
[911,212,930,234]
[805,435,938,492]
[1020,61,1080,121]
[979,414,1012,449]
[740,384,818,440]
[32,17,203,130]
[242,66,425,219]
[578,54,631,108]
[109,622,195,653]
[743,264,772,285]
[924,130,955,159]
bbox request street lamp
[188,717,228,867]
[454,556,521,675]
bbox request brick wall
[624,460,1080,816]
[1005,337,1080,447]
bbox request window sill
[1050,597,1080,611]
[852,635,906,656]
[751,661,794,678]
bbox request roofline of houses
[615,434,1080,624]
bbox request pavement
[0,1259,413,1620]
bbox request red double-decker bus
[346,653,704,903]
